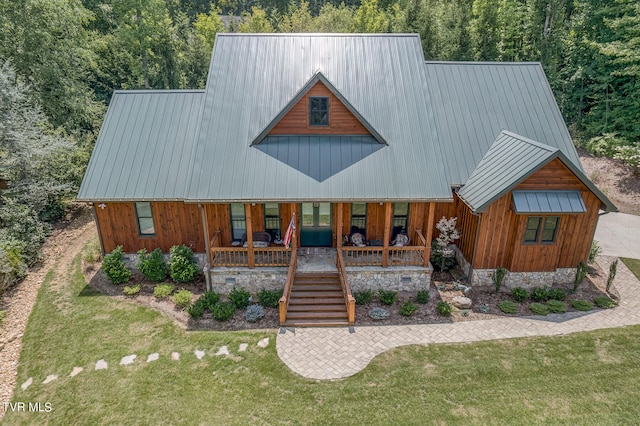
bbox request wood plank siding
[269,81,370,135]
[95,202,204,253]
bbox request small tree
[573,260,588,292]
[607,259,618,295]
[492,267,508,293]
[434,216,461,271]
[588,240,602,264]
[102,246,131,285]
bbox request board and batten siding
[94,202,204,253]
[469,158,601,272]
[269,81,370,135]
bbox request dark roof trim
[512,190,586,214]
[250,71,387,146]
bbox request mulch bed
[84,261,616,331]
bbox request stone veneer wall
[453,246,577,289]
[209,267,288,294]
[346,266,432,292]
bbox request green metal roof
[457,131,616,213]
[512,190,586,214]
[186,34,452,202]
[77,90,204,201]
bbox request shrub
[368,307,390,320]
[212,301,236,321]
[229,287,251,309]
[529,302,550,316]
[122,284,141,296]
[173,289,193,309]
[416,289,430,304]
[378,289,398,305]
[102,246,131,285]
[574,261,588,291]
[614,144,640,175]
[492,267,508,293]
[585,133,626,157]
[588,240,602,264]
[136,248,167,282]
[478,303,490,314]
[607,259,618,294]
[187,299,207,319]
[258,288,283,308]
[245,304,265,322]
[0,240,27,294]
[530,286,549,302]
[547,287,567,301]
[498,301,518,314]
[437,301,453,316]
[354,289,373,305]
[593,295,616,309]
[200,290,221,311]
[83,238,102,263]
[433,217,461,271]
[511,287,529,303]
[0,310,4,326]
[168,245,199,283]
[571,299,593,311]
[153,283,175,299]
[400,301,418,316]
[546,300,568,314]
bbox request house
[78,34,615,325]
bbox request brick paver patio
[276,256,640,380]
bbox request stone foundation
[453,246,577,289]
[346,266,432,292]
[208,267,288,294]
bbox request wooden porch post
[424,201,436,268]
[245,203,254,268]
[336,203,343,249]
[382,202,392,268]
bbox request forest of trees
[0,0,638,289]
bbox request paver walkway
[276,256,640,380]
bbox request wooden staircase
[283,272,349,327]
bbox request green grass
[621,257,640,281]
[6,253,640,424]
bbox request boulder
[452,296,472,309]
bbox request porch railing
[209,230,291,267]
[279,248,298,324]
[336,248,355,324]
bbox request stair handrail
[336,248,355,325]
[279,248,297,324]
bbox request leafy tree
[314,3,356,32]
[470,0,500,60]
[353,0,390,33]
[239,7,275,32]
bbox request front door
[300,203,332,246]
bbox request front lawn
[5,254,640,424]
[621,257,640,281]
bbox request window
[230,203,246,242]
[524,216,559,244]
[264,203,280,240]
[135,202,155,236]
[350,203,367,235]
[309,97,329,126]
[392,203,409,239]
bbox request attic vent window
[309,97,328,126]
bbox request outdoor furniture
[241,232,271,248]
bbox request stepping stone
[70,367,83,377]
[239,343,248,352]
[257,338,269,348]
[42,375,58,384]
[147,353,159,362]
[120,355,136,366]
[95,359,108,370]
[171,352,180,361]
[21,378,33,390]
[194,350,205,360]
[215,346,229,356]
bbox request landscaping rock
[70,367,83,377]
[147,353,159,362]
[257,338,269,348]
[95,359,108,370]
[21,378,32,390]
[42,374,58,384]
[215,346,229,356]
[452,296,472,309]
[194,350,205,360]
[171,352,180,361]
[120,354,136,366]
[239,343,248,352]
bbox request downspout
[90,203,106,257]
[198,203,212,291]
[469,211,482,285]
